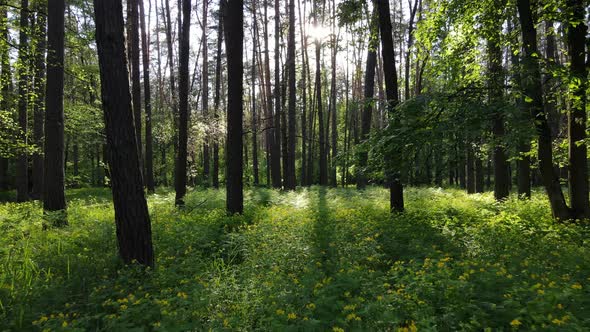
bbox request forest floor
[0,186,589,331]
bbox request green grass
[1,186,589,331]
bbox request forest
[0,0,589,330]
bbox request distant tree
[225,0,244,214]
[212,3,224,189]
[139,0,155,193]
[93,0,154,266]
[31,2,46,200]
[202,0,211,186]
[16,0,29,202]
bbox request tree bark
[94,0,154,266]
[224,0,244,214]
[175,0,190,206]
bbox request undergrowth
[0,186,589,331]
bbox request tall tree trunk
[284,0,297,190]
[225,0,244,214]
[212,2,223,189]
[274,0,283,188]
[328,0,337,187]
[139,0,155,193]
[16,0,29,202]
[516,0,570,220]
[175,0,190,205]
[94,0,154,266]
[264,0,281,188]
[0,6,11,191]
[31,5,46,200]
[298,0,307,186]
[565,0,589,219]
[488,38,510,200]
[404,0,419,101]
[128,0,143,176]
[43,0,67,221]
[163,0,179,179]
[315,2,327,186]
[202,0,211,186]
[376,0,403,212]
[251,5,260,186]
[357,12,377,190]
[544,21,560,138]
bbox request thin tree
[0,6,11,191]
[274,0,283,187]
[225,0,244,214]
[315,1,327,186]
[212,3,224,189]
[31,3,46,200]
[93,0,154,266]
[175,0,190,206]
[139,0,155,192]
[16,0,29,202]
[251,4,260,185]
[357,10,378,190]
[202,0,211,186]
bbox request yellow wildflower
[571,283,582,290]
[287,313,297,320]
[510,319,522,327]
[276,309,285,316]
[332,327,344,332]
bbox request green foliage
[1,187,590,330]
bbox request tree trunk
[315,4,327,186]
[376,0,403,212]
[128,0,143,176]
[475,156,484,193]
[212,2,223,189]
[357,12,377,190]
[488,34,510,200]
[298,0,307,186]
[16,0,29,202]
[163,0,179,180]
[273,0,283,188]
[94,0,154,266]
[466,145,475,194]
[202,0,211,186]
[516,0,570,220]
[251,5,260,186]
[328,0,337,187]
[175,0,191,205]
[284,0,297,190]
[31,5,46,200]
[225,0,244,214]
[565,0,589,219]
[0,6,11,191]
[264,0,281,188]
[139,0,155,193]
